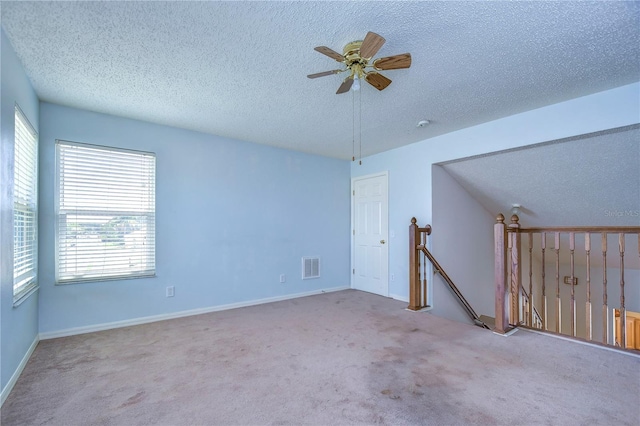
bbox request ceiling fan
[307,31,411,94]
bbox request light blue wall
[351,83,640,303]
[0,30,40,394]
[431,165,496,324]
[38,103,351,334]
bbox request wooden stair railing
[408,217,430,311]
[494,213,640,351]
[409,218,490,329]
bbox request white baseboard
[520,328,640,358]
[493,327,519,337]
[389,293,409,303]
[39,285,350,340]
[1,335,39,407]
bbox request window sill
[55,273,156,285]
[13,285,39,308]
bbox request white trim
[1,335,39,407]
[520,328,640,359]
[389,293,409,303]
[39,286,350,340]
[12,285,38,307]
[493,328,520,337]
[405,307,433,313]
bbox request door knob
[380,240,386,244]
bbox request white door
[352,172,389,296]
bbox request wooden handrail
[410,218,489,329]
[420,246,489,329]
[514,226,639,233]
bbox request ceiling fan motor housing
[343,41,369,78]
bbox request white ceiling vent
[302,257,320,280]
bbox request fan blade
[359,31,385,59]
[365,72,392,91]
[307,70,342,79]
[336,77,354,94]
[314,46,344,62]
[373,53,412,70]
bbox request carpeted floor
[2,289,639,425]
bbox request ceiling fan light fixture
[352,74,360,91]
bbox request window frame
[54,140,156,284]
[13,105,39,305]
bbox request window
[13,106,39,303]
[56,140,156,283]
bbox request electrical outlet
[390,274,395,281]
[280,274,286,283]
[166,286,175,297]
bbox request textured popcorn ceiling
[1,1,639,160]
[441,126,640,268]
[441,126,640,228]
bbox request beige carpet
[2,289,639,425]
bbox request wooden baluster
[425,224,432,307]
[408,218,420,311]
[422,230,427,307]
[418,234,422,307]
[541,232,547,330]
[494,214,508,334]
[602,233,608,345]
[507,218,512,321]
[619,233,626,348]
[555,232,561,334]
[509,215,521,326]
[569,232,576,337]
[528,232,533,327]
[507,220,512,321]
[570,232,576,337]
[585,233,592,341]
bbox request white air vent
[302,257,320,280]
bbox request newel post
[408,217,420,311]
[494,214,508,333]
[508,214,522,326]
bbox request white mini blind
[56,141,156,283]
[13,106,38,301]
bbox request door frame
[350,171,389,296]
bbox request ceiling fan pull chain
[359,87,362,165]
[352,88,356,162]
